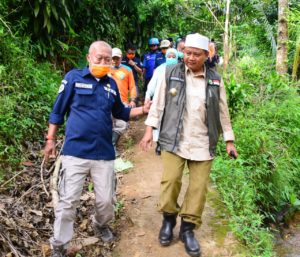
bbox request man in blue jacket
[44,41,150,257]
[142,37,159,94]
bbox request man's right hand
[44,140,56,162]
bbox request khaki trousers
[50,156,114,247]
[158,151,212,228]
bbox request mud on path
[114,120,249,257]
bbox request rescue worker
[142,37,159,94]
[110,47,137,157]
[121,43,143,105]
[44,41,150,257]
[140,33,238,257]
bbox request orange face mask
[91,65,110,78]
[126,53,135,60]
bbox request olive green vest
[159,62,222,157]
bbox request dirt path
[113,123,249,257]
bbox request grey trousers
[50,155,114,247]
[113,118,128,135]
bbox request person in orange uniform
[110,47,137,156]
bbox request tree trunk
[276,0,289,75]
[223,0,230,72]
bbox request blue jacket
[142,52,157,80]
[49,67,130,160]
[154,52,166,69]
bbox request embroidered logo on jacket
[208,79,220,86]
[104,86,117,95]
[58,79,68,93]
[170,76,184,82]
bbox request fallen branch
[50,141,64,210]
[50,156,62,210]
[0,170,25,189]
[40,157,50,198]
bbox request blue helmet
[149,38,159,45]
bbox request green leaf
[51,5,59,20]
[43,9,48,28]
[290,193,296,204]
[60,17,66,28]
[34,1,40,17]
[88,182,94,192]
[46,19,52,33]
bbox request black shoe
[155,143,161,156]
[51,246,67,257]
[179,221,201,257]
[159,213,177,246]
[94,224,114,242]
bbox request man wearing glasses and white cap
[140,33,238,257]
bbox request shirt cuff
[145,116,159,128]
[120,107,131,122]
[223,130,235,142]
[49,113,64,125]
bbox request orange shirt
[110,65,136,104]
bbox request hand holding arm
[129,100,152,118]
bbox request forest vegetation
[0,0,299,256]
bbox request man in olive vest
[140,33,238,257]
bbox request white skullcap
[185,33,209,51]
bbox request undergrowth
[211,57,300,256]
[0,28,61,173]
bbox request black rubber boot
[155,142,161,156]
[51,245,67,257]
[159,213,177,246]
[112,131,121,157]
[94,224,114,242]
[179,220,201,257]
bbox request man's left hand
[226,141,238,159]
